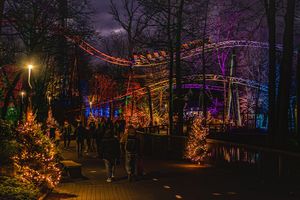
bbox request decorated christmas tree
[184,116,209,164]
[14,109,61,190]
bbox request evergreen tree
[14,109,61,190]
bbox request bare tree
[276,0,296,143]
[110,0,154,58]
[264,0,277,142]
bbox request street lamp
[20,91,26,121]
[48,96,52,105]
[27,64,33,89]
[20,91,26,103]
[89,101,93,116]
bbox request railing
[136,125,169,135]
[208,124,230,133]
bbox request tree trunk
[202,0,209,125]
[276,0,296,144]
[167,0,174,135]
[175,0,185,135]
[0,0,4,34]
[264,0,277,142]
[296,49,300,136]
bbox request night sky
[91,0,123,36]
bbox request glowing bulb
[28,64,33,70]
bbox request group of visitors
[100,124,143,182]
[73,117,143,183]
[73,117,125,156]
[50,116,142,183]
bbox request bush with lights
[184,115,209,164]
[14,109,61,191]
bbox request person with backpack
[125,125,140,181]
[100,129,120,183]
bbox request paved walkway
[47,141,300,200]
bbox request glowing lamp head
[27,64,33,70]
[21,91,25,96]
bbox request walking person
[89,121,96,152]
[118,116,126,138]
[100,129,120,183]
[120,127,128,159]
[75,121,85,157]
[96,118,106,158]
[54,128,61,147]
[125,125,140,181]
[62,120,72,148]
[85,124,91,153]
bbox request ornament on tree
[14,109,61,190]
[184,115,209,164]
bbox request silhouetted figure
[101,129,120,183]
[75,122,85,157]
[96,118,106,157]
[89,121,96,151]
[85,124,91,152]
[125,125,140,181]
[118,116,126,139]
[62,120,72,148]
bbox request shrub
[0,120,18,166]
[0,176,40,200]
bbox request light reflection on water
[210,145,260,164]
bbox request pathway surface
[47,141,300,200]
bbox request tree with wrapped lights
[184,116,209,164]
[14,109,61,190]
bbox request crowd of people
[57,116,143,183]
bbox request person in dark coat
[85,123,91,153]
[96,118,106,157]
[75,121,85,157]
[101,129,120,183]
[118,116,126,137]
[125,125,140,181]
[62,120,72,148]
[89,121,96,151]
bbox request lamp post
[27,64,33,89]
[89,101,93,115]
[48,96,52,106]
[19,91,26,121]
[26,64,34,113]
[21,91,25,104]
